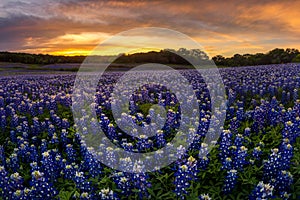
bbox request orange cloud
[1,0,300,57]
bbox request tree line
[115,48,209,64]
[212,48,300,67]
[0,48,300,67]
[0,49,209,65]
[0,52,86,64]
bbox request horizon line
[2,46,299,59]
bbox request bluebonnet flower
[279,191,291,200]
[17,136,25,146]
[32,117,40,136]
[50,133,59,144]
[31,170,44,182]
[54,154,64,173]
[221,157,232,171]
[21,120,30,133]
[79,192,92,200]
[293,99,300,116]
[121,142,134,152]
[74,131,81,144]
[118,157,135,172]
[263,148,281,180]
[274,170,293,196]
[268,108,279,126]
[0,146,6,166]
[61,118,70,129]
[97,188,119,200]
[222,169,238,194]
[227,106,235,120]
[12,189,25,200]
[113,172,132,196]
[233,134,244,148]
[66,144,76,163]
[38,106,44,115]
[279,142,293,170]
[9,172,24,192]
[282,121,297,144]
[252,146,262,160]
[156,130,166,148]
[61,129,69,146]
[270,96,279,109]
[18,141,29,162]
[80,146,102,178]
[8,153,19,172]
[0,166,9,197]
[30,162,40,173]
[197,117,209,138]
[233,146,248,170]
[198,156,210,170]
[103,146,118,167]
[197,143,210,170]
[0,96,4,107]
[136,135,153,152]
[252,106,266,133]
[199,194,211,200]
[90,117,99,134]
[0,115,7,130]
[63,164,76,180]
[219,130,232,164]
[48,124,55,138]
[10,130,17,143]
[174,156,198,199]
[229,117,239,134]
[74,171,92,192]
[40,151,56,180]
[30,170,58,199]
[250,181,274,200]
[236,107,244,121]
[132,171,151,199]
[40,139,48,153]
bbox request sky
[0,0,300,57]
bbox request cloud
[0,0,299,56]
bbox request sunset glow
[1,0,300,57]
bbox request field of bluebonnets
[0,63,300,200]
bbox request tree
[212,55,226,66]
[292,54,300,63]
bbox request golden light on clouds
[54,33,109,45]
[0,0,300,57]
[50,49,93,56]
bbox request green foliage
[213,48,300,67]
[292,54,300,63]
